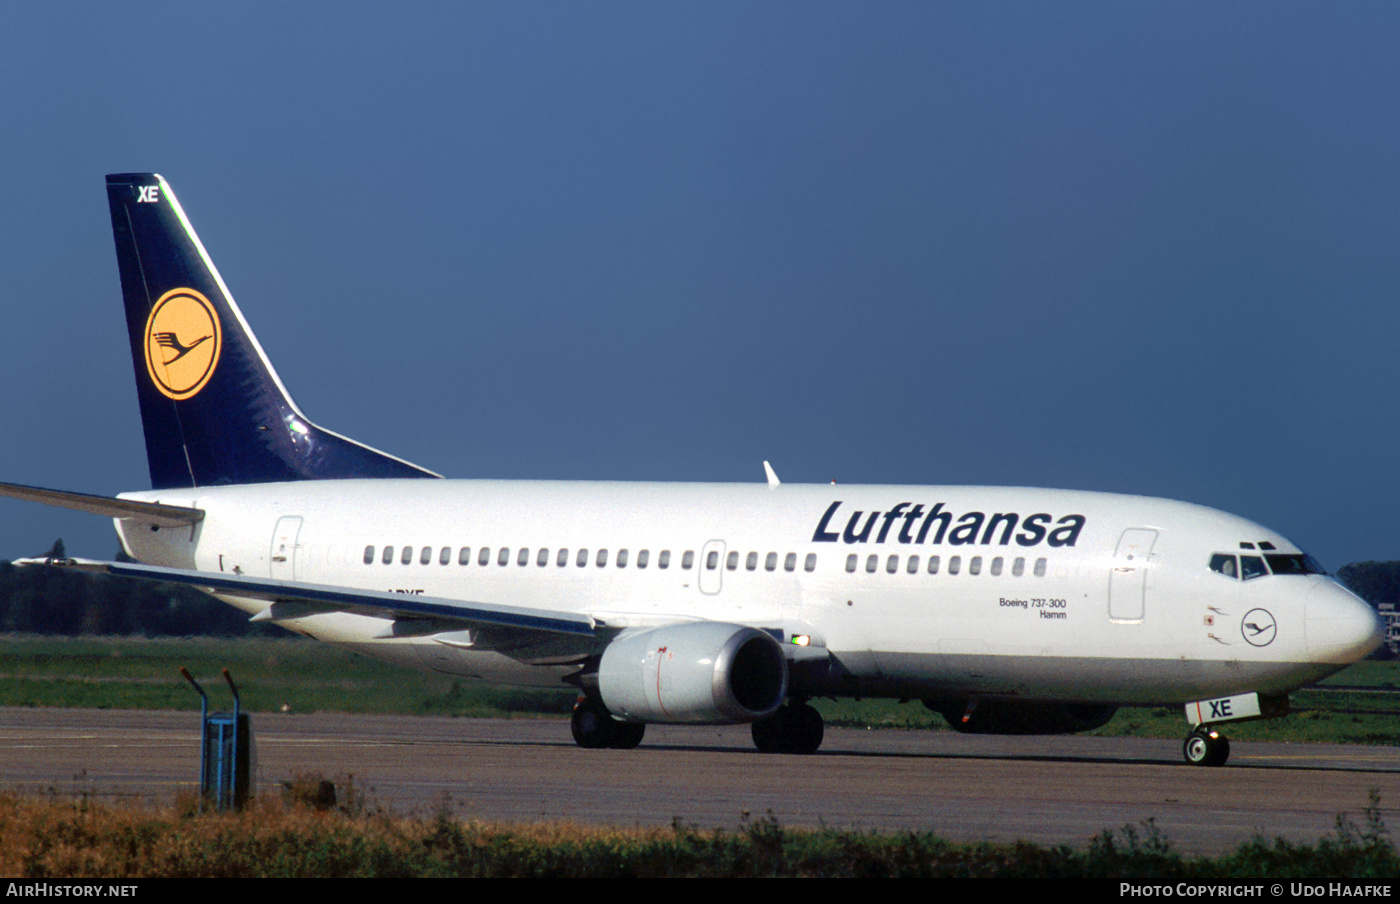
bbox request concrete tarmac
[1,707,1396,855]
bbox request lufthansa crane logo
[143,288,221,400]
[1241,608,1277,647]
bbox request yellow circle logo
[144,288,222,400]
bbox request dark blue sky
[2,3,1398,570]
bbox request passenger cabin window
[727,551,739,571]
[969,556,982,575]
[596,549,609,567]
[805,553,817,572]
[576,549,589,567]
[557,548,569,567]
[401,546,413,565]
[459,547,472,565]
[1012,557,1025,576]
[537,548,550,567]
[865,554,878,573]
[746,552,758,571]
[364,545,375,565]
[784,552,797,572]
[906,554,920,574]
[420,546,433,565]
[927,555,940,574]
[479,547,491,566]
[1034,557,1047,577]
[498,548,511,566]
[659,550,670,569]
[440,547,451,565]
[846,554,858,573]
[637,550,649,569]
[383,546,394,565]
[617,549,629,568]
[681,551,694,570]
[765,552,778,572]
[948,556,961,575]
[991,557,1003,576]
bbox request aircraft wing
[30,559,599,666]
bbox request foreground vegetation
[2,786,1394,878]
[0,635,1393,745]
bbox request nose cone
[1306,581,1385,664]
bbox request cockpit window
[1240,555,1268,580]
[1212,550,1327,580]
[1209,554,1238,578]
[1265,553,1326,576]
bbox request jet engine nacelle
[924,698,1118,735]
[597,622,788,723]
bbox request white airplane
[0,174,1383,766]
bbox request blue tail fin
[106,173,440,489]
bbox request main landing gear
[1182,726,1230,767]
[569,697,827,754]
[751,701,825,754]
[571,698,646,750]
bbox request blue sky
[2,3,1399,571]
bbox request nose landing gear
[1181,690,1288,767]
[1183,726,1230,767]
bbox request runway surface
[1,707,1396,855]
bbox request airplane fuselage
[116,479,1378,707]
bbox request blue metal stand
[181,667,253,811]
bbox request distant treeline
[1337,562,1398,660]
[0,540,1395,641]
[0,541,279,637]
[1336,561,1400,609]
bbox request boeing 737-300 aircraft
[0,174,1384,766]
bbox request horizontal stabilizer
[0,482,203,527]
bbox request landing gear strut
[1182,726,1230,767]
[571,698,645,750]
[751,701,824,754]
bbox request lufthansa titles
[811,501,1086,548]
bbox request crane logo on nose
[144,288,222,400]
[1241,608,1276,647]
